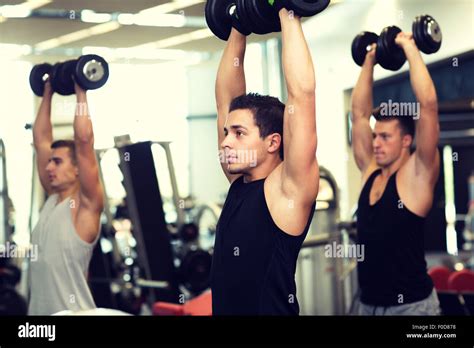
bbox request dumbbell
[29,54,109,96]
[29,63,53,97]
[351,14,442,71]
[206,0,331,41]
[241,0,331,36]
[178,248,212,294]
[205,0,253,41]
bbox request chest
[369,176,390,206]
[216,194,276,262]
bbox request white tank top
[28,194,99,315]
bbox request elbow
[420,93,438,111]
[287,85,316,100]
[350,108,366,122]
[74,130,94,145]
[420,100,438,112]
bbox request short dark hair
[373,107,415,139]
[51,140,77,165]
[229,93,285,160]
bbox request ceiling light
[0,0,51,18]
[0,43,32,59]
[133,28,213,50]
[81,9,112,24]
[0,5,31,18]
[35,22,120,51]
[133,13,186,27]
[117,13,134,25]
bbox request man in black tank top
[350,32,441,315]
[211,9,320,315]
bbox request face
[220,109,280,175]
[45,147,79,191]
[373,120,411,167]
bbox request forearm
[215,28,246,112]
[351,61,374,121]
[280,9,315,97]
[33,95,53,146]
[405,45,437,108]
[74,92,94,143]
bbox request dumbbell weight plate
[205,0,234,40]
[248,0,281,34]
[231,3,252,36]
[413,15,442,54]
[242,0,270,34]
[29,63,52,97]
[423,16,442,52]
[377,26,406,71]
[50,63,71,96]
[351,31,379,67]
[75,54,109,91]
[236,0,259,35]
[179,249,212,294]
[58,60,76,96]
[285,0,330,17]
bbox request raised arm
[215,28,246,183]
[396,32,439,177]
[350,45,376,174]
[33,81,54,194]
[74,84,104,242]
[279,9,318,204]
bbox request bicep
[351,117,373,172]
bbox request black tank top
[357,169,433,306]
[210,176,315,315]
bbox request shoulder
[43,193,58,207]
[361,161,380,187]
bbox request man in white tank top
[28,80,104,315]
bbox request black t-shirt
[357,169,433,306]
[210,176,315,315]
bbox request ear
[402,133,412,149]
[267,133,282,155]
[74,165,79,177]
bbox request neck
[56,182,80,202]
[243,156,282,183]
[380,151,410,178]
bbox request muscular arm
[33,82,54,194]
[400,35,440,176]
[74,85,104,243]
[279,9,318,204]
[350,47,376,174]
[215,28,246,183]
